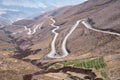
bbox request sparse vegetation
[54,64,62,69]
[53,57,106,70]
[51,57,107,79]
[100,71,108,78]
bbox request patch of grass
[52,57,107,79]
[54,57,106,70]
[100,71,108,78]
[54,64,62,69]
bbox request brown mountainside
[1,0,120,80]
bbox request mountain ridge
[0,0,120,80]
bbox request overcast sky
[0,0,87,21]
[0,0,87,8]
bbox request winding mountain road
[61,20,82,58]
[47,18,120,59]
[24,26,32,35]
[81,19,120,36]
[32,23,43,34]
[46,17,60,58]
[24,23,43,35]
[47,18,81,58]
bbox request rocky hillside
[1,0,120,80]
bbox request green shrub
[101,71,108,78]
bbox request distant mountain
[0,0,86,27]
[0,6,47,28]
[0,16,11,28]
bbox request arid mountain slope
[1,0,120,80]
